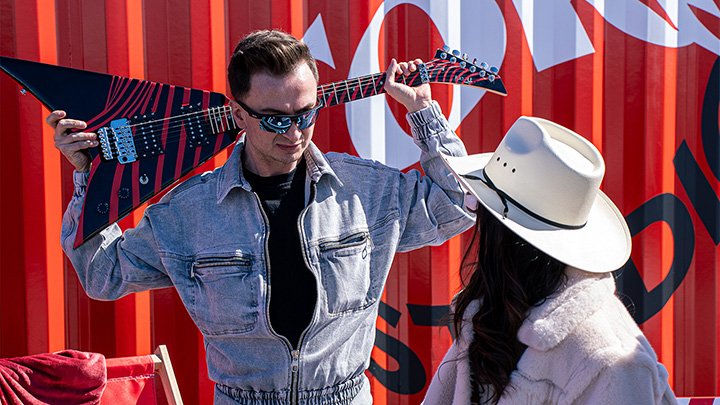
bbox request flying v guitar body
[0,56,240,247]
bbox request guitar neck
[316,69,427,109]
[204,69,426,125]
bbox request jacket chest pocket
[190,255,259,336]
[318,231,375,315]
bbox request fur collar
[516,267,615,351]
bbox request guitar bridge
[97,118,138,164]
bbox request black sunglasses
[236,100,321,134]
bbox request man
[49,30,473,404]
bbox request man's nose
[283,122,303,141]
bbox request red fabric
[100,355,157,405]
[0,350,105,405]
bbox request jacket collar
[216,136,341,204]
[516,267,616,351]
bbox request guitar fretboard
[316,70,427,108]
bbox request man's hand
[47,110,96,173]
[383,58,433,113]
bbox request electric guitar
[0,46,506,247]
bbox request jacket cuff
[406,100,442,126]
[73,171,89,198]
[406,100,449,140]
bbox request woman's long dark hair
[453,205,567,404]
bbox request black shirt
[243,158,317,349]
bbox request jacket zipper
[318,230,373,252]
[251,192,300,403]
[253,189,317,405]
[290,349,300,404]
[290,181,320,405]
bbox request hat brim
[443,153,631,273]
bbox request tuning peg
[442,45,450,52]
[452,49,460,57]
[462,53,468,60]
[480,61,489,70]
[490,67,499,74]
[472,58,477,64]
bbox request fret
[332,83,340,105]
[354,76,363,101]
[223,107,233,130]
[209,107,219,134]
[217,107,225,132]
[218,107,227,132]
[344,80,351,102]
[373,73,385,96]
[224,106,237,130]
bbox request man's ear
[229,99,247,130]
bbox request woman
[423,117,677,404]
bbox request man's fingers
[46,110,66,128]
[56,140,93,155]
[57,118,88,132]
[55,130,97,145]
[53,120,90,142]
[393,59,425,76]
[386,58,398,81]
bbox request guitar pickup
[181,103,211,148]
[97,118,138,164]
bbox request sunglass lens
[260,116,292,134]
[297,109,319,130]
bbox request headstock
[424,45,507,96]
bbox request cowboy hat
[443,116,631,273]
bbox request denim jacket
[61,101,474,404]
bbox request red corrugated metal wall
[1,0,718,403]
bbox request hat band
[462,171,587,230]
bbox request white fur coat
[422,267,678,404]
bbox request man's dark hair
[228,30,319,101]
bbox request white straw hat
[443,116,631,273]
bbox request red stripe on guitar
[174,88,191,180]
[86,78,148,131]
[152,83,163,112]
[194,91,211,167]
[113,80,153,125]
[349,79,361,102]
[154,85,175,193]
[108,76,127,109]
[108,159,126,223]
[85,78,134,130]
[107,76,120,110]
[109,80,150,123]
[362,77,376,99]
[103,79,138,116]
[139,82,158,115]
[122,80,154,119]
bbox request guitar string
[118,74,393,145]
[122,64,455,137]
[109,62,482,150]
[122,65,481,148]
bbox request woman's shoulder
[512,295,668,403]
